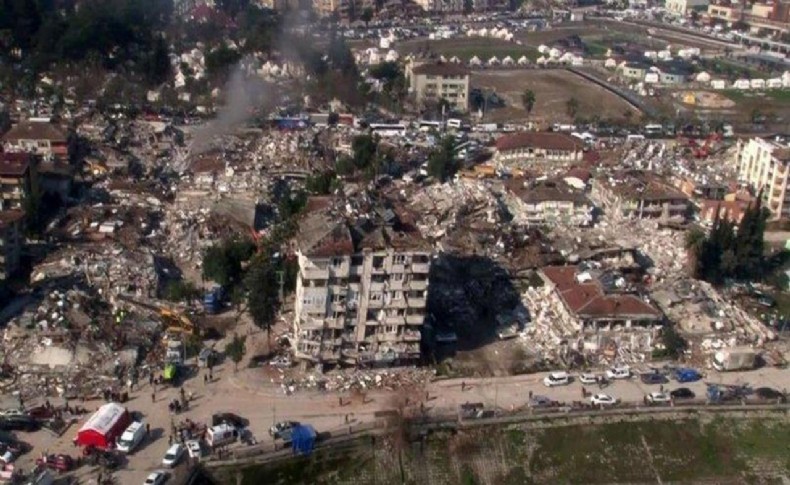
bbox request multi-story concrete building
[707,0,790,34]
[592,171,691,222]
[407,61,470,113]
[0,153,37,211]
[494,132,585,170]
[293,207,432,369]
[736,137,790,220]
[3,121,68,161]
[665,0,709,15]
[506,179,595,227]
[0,210,24,282]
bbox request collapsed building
[293,200,431,369]
[592,170,691,222]
[504,178,594,227]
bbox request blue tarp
[291,424,317,456]
[674,368,702,383]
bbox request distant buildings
[665,0,709,16]
[293,202,431,369]
[494,132,585,169]
[3,121,68,161]
[0,210,24,282]
[707,0,790,35]
[736,137,790,220]
[407,61,470,113]
[592,171,691,222]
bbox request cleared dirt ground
[397,37,540,63]
[472,69,642,125]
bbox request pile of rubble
[278,367,436,395]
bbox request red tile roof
[0,209,24,229]
[0,153,31,177]
[3,122,66,143]
[495,132,584,152]
[542,265,661,320]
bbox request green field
[723,89,790,104]
[397,38,540,63]
[213,417,790,484]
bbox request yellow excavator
[160,308,199,337]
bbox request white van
[117,421,147,453]
[206,423,237,448]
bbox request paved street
[8,361,790,484]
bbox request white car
[543,371,570,387]
[144,471,167,485]
[646,392,671,404]
[186,440,202,460]
[578,373,598,385]
[162,444,184,468]
[590,394,618,406]
[605,367,631,380]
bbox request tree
[427,136,458,182]
[352,134,378,170]
[145,35,171,86]
[225,333,247,372]
[360,7,373,26]
[163,280,200,303]
[245,253,281,342]
[566,97,580,120]
[660,324,688,359]
[202,239,255,287]
[521,89,536,114]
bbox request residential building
[3,121,68,160]
[494,132,585,169]
[735,136,790,220]
[407,61,470,112]
[506,179,595,227]
[665,0,709,15]
[592,171,691,221]
[0,210,24,282]
[707,0,790,34]
[698,198,752,224]
[618,61,650,81]
[541,265,663,332]
[0,153,37,211]
[293,203,431,369]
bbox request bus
[417,120,444,132]
[369,123,407,137]
[643,124,664,137]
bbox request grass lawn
[723,89,790,104]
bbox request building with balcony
[293,202,432,369]
[407,61,470,112]
[707,0,790,34]
[0,210,24,283]
[735,136,790,220]
[665,0,709,15]
[0,153,37,211]
[505,178,595,227]
[591,171,691,222]
[3,121,68,161]
[494,132,585,170]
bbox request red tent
[75,403,130,449]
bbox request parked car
[144,471,168,485]
[0,417,40,432]
[35,454,75,473]
[670,387,695,399]
[543,371,570,387]
[578,373,598,385]
[605,367,631,380]
[529,395,558,408]
[185,440,202,460]
[162,444,184,468]
[590,394,618,406]
[673,368,702,383]
[640,373,668,385]
[754,387,787,402]
[645,392,671,404]
[269,421,299,439]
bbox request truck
[202,286,224,314]
[711,347,757,371]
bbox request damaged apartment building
[592,170,691,222]
[293,202,431,369]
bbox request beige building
[506,179,595,227]
[293,206,431,369]
[592,171,691,222]
[494,132,585,169]
[736,137,790,220]
[665,0,709,15]
[408,62,470,112]
[0,210,24,282]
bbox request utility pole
[277,270,284,302]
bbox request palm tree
[521,89,536,115]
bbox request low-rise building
[293,203,431,369]
[506,179,595,227]
[541,265,663,332]
[665,0,709,15]
[618,61,650,81]
[735,136,790,220]
[592,171,691,221]
[494,132,585,169]
[0,153,37,211]
[2,121,68,160]
[699,198,752,224]
[407,61,470,112]
[0,210,24,282]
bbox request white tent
[571,55,584,66]
[695,72,711,83]
[450,56,461,64]
[644,72,659,83]
[604,58,618,69]
[536,56,547,65]
[644,51,657,59]
[657,50,672,61]
[750,78,765,89]
[548,48,562,58]
[385,50,399,62]
[478,28,489,37]
[502,56,515,65]
[517,56,529,65]
[560,52,575,63]
[466,29,477,37]
[537,44,549,54]
[733,79,750,89]
[469,56,482,66]
[767,78,783,88]
[487,56,501,66]
[711,79,726,90]
[783,71,790,87]
[439,55,447,62]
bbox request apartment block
[592,171,691,222]
[293,207,431,369]
[2,121,68,161]
[407,61,470,113]
[736,137,790,220]
[0,153,37,211]
[506,179,595,227]
[0,210,24,282]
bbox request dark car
[212,413,248,429]
[0,417,40,432]
[670,387,695,399]
[754,387,787,402]
[640,373,669,385]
